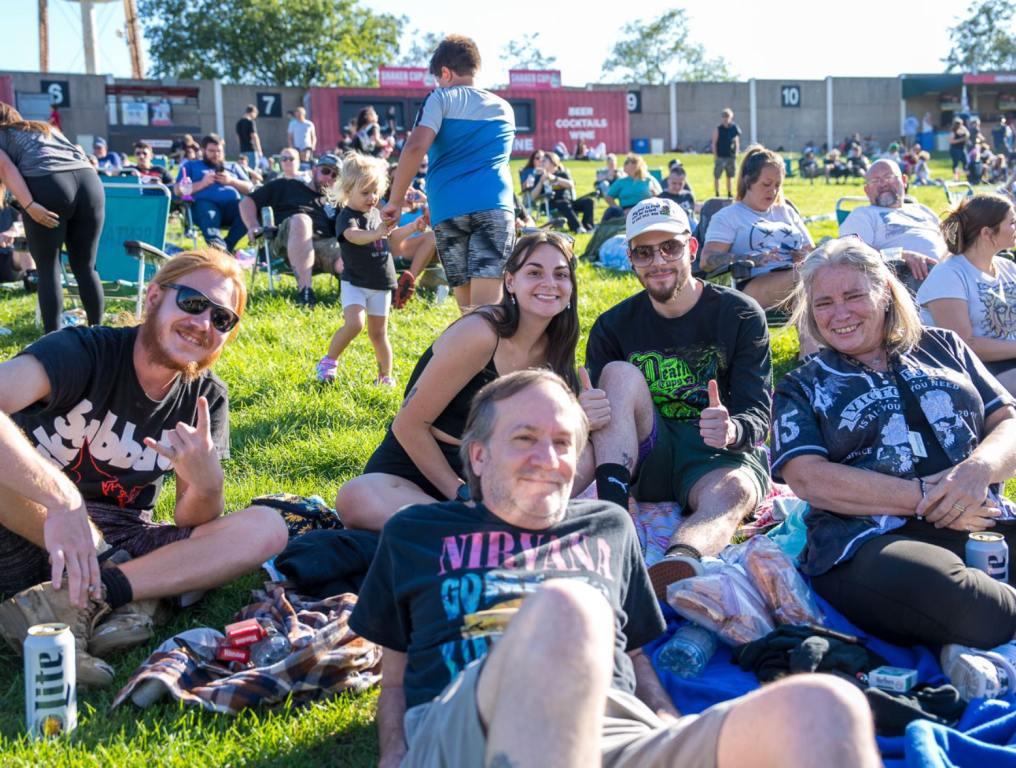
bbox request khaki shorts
[271,215,343,275]
[401,658,736,768]
[713,156,736,179]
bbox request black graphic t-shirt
[585,284,772,452]
[350,499,665,710]
[772,328,1015,576]
[247,178,337,239]
[13,326,230,511]
[335,205,397,290]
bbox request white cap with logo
[625,197,692,243]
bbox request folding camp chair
[943,181,974,206]
[835,196,870,226]
[63,182,172,318]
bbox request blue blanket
[649,597,1016,767]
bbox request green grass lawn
[0,152,1009,765]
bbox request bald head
[864,159,905,208]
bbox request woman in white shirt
[918,193,1016,395]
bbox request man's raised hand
[699,379,735,450]
[143,396,222,494]
[578,366,611,432]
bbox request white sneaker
[941,642,1016,701]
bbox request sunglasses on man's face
[629,237,689,268]
[162,282,240,333]
[281,156,297,162]
[318,166,338,177]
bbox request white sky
[0,0,965,84]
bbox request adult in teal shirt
[602,154,661,221]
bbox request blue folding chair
[63,182,172,318]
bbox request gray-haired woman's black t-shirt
[0,127,93,176]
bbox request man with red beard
[0,248,287,687]
[584,198,773,600]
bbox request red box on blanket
[215,644,251,664]
[224,619,266,647]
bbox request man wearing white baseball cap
[584,197,773,598]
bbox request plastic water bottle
[179,170,193,201]
[657,624,717,678]
[250,624,291,667]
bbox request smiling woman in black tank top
[337,231,582,531]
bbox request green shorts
[633,416,770,508]
[271,215,343,274]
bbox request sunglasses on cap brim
[161,282,240,333]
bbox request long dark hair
[0,102,52,207]
[473,231,580,393]
[941,193,1013,254]
[523,148,544,171]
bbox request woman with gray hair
[771,236,1016,695]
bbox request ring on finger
[951,502,966,512]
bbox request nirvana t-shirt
[917,255,1016,341]
[705,201,813,277]
[350,499,665,710]
[585,283,772,452]
[772,328,1015,576]
[335,206,396,290]
[248,178,337,239]
[839,203,946,261]
[12,326,230,511]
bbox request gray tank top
[0,127,93,176]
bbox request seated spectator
[536,152,595,233]
[595,152,625,198]
[918,193,1016,395]
[335,232,585,531]
[121,141,174,186]
[989,151,1008,185]
[92,137,121,176]
[587,198,774,596]
[846,143,870,177]
[902,143,922,176]
[353,106,391,157]
[239,154,341,307]
[277,147,309,181]
[350,368,880,768]
[586,140,607,160]
[880,142,903,169]
[839,159,944,281]
[553,140,569,159]
[170,133,197,162]
[602,153,662,222]
[912,151,933,186]
[573,138,589,160]
[0,249,287,687]
[775,238,1016,690]
[175,133,254,253]
[0,206,34,286]
[700,145,818,356]
[824,148,848,183]
[799,149,821,182]
[659,166,696,230]
[519,149,545,211]
[181,139,200,163]
[235,154,263,186]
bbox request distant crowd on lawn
[4,30,1016,768]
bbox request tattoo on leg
[400,385,418,408]
[488,754,518,768]
[621,450,634,472]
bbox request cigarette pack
[868,666,918,693]
[215,644,250,664]
[224,619,265,647]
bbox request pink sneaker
[316,356,338,383]
[375,375,397,387]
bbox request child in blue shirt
[381,35,515,313]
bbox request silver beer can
[24,622,77,738]
[966,531,1009,582]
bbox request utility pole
[123,0,144,79]
[38,0,49,73]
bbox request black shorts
[0,501,192,599]
[362,428,464,501]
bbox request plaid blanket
[112,583,381,714]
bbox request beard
[481,472,571,526]
[875,188,902,207]
[138,294,221,383]
[639,266,689,304]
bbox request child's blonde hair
[339,152,390,204]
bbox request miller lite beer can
[24,623,76,738]
[966,531,1010,582]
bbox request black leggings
[22,169,105,332]
[812,519,1016,649]
[552,197,595,232]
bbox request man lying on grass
[0,249,287,687]
[350,369,880,768]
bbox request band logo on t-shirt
[978,281,1016,339]
[628,347,721,420]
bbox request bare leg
[717,674,879,768]
[477,580,613,768]
[571,443,597,497]
[119,505,288,601]
[468,276,503,308]
[407,232,436,278]
[284,213,314,290]
[453,285,471,313]
[326,305,365,360]
[590,361,656,474]
[366,314,393,379]
[674,467,759,556]
[336,473,437,531]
